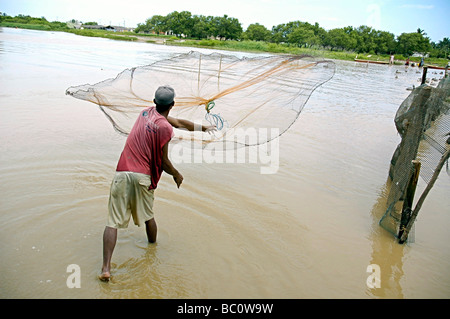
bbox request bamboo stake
[198,53,202,93]
[218,55,222,91]
[399,148,450,243]
[421,66,428,85]
[398,160,421,240]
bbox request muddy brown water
[0,27,449,298]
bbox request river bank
[1,24,448,67]
[66,29,450,67]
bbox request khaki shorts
[107,171,154,229]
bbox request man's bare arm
[168,116,216,133]
[161,142,183,188]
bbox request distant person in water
[419,57,424,68]
[405,57,410,66]
[99,85,216,282]
[389,54,395,65]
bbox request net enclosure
[381,76,450,239]
[66,51,335,148]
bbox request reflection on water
[367,181,405,298]
[0,27,449,299]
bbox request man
[419,57,424,68]
[389,54,394,65]
[99,85,215,281]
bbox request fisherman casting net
[66,51,335,148]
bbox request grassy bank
[2,24,448,67]
[0,23,139,41]
[0,22,59,31]
[65,28,139,42]
[169,38,448,66]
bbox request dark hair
[154,100,174,113]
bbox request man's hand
[162,142,183,188]
[204,125,217,134]
[173,172,183,188]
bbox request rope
[205,111,226,130]
[204,100,227,130]
[206,100,215,113]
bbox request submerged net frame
[66,51,335,149]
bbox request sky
[1,0,449,42]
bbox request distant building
[66,20,82,29]
[411,52,430,58]
[81,24,133,32]
[81,24,106,30]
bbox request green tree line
[1,12,448,59]
[135,11,449,58]
[135,11,243,40]
[0,13,67,30]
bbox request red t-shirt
[116,106,173,189]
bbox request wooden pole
[197,54,202,93]
[398,160,421,241]
[421,66,428,85]
[399,148,450,243]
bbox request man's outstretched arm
[168,116,216,133]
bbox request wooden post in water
[399,149,450,244]
[421,66,428,85]
[398,160,421,242]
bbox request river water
[0,27,449,299]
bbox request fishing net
[66,51,335,149]
[380,77,450,238]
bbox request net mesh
[66,51,335,148]
[381,77,450,237]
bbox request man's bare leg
[99,226,117,281]
[145,218,157,243]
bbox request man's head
[154,85,175,113]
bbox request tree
[437,37,450,48]
[191,15,211,39]
[324,28,354,50]
[270,21,323,47]
[373,30,396,54]
[212,15,242,40]
[417,28,427,36]
[288,27,316,47]
[432,37,450,58]
[135,15,167,34]
[397,32,431,55]
[271,23,288,43]
[244,23,270,41]
[353,25,377,53]
[311,22,327,47]
[166,11,193,37]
